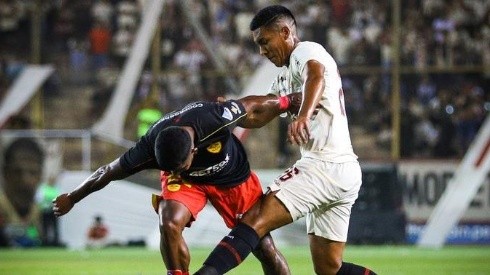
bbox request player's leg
[198,172,292,275]
[309,234,376,275]
[309,234,344,274]
[158,172,207,275]
[337,262,377,275]
[195,190,293,275]
[195,159,335,274]
[252,233,290,275]
[307,162,376,275]
[239,173,290,274]
[158,199,193,273]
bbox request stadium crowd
[0,0,489,159]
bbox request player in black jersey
[53,93,301,275]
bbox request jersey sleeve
[290,42,329,81]
[267,74,282,96]
[215,99,248,129]
[119,135,159,174]
[178,100,247,144]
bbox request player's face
[252,25,290,67]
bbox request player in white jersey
[270,41,357,162]
[195,5,376,275]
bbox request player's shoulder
[292,41,335,68]
[291,41,328,62]
[294,41,326,53]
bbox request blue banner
[407,223,490,244]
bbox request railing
[0,129,135,171]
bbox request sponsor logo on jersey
[222,107,233,120]
[189,154,230,176]
[207,142,222,153]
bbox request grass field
[1,245,490,274]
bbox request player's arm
[288,60,325,145]
[237,93,302,128]
[53,159,130,217]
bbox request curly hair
[154,126,192,171]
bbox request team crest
[207,142,222,153]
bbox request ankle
[167,270,189,275]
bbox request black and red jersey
[119,100,250,187]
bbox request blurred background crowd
[0,0,489,164]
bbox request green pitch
[1,245,489,274]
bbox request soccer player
[52,93,301,275]
[195,5,376,275]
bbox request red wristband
[278,96,290,111]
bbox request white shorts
[268,157,362,242]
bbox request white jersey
[268,41,357,162]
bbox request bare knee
[159,218,185,236]
[158,201,190,240]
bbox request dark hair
[250,5,296,31]
[154,126,192,171]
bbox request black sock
[200,223,260,274]
[337,262,377,275]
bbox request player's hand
[286,92,302,115]
[53,193,74,217]
[216,96,227,103]
[288,116,310,145]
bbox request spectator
[0,138,44,247]
[173,39,207,101]
[68,38,90,83]
[429,90,457,158]
[86,215,109,249]
[89,20,112,71]
[91,0,114,27]
[35,176,61,247]
[136,100,162,138]
[52,5,75,52]
[0,0,24,49]
[112,25,134,67]
[417,75,437,106]
[327,25,353,67]
[116,0,139,30]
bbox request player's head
[250,5,297,67]
[154,126,196,173]
[95,215,103,224]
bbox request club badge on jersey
[206,142,222,153]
